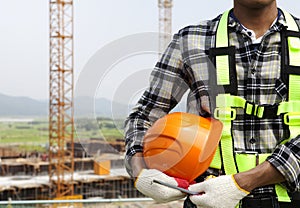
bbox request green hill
[0,93,132,118]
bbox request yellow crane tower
[49,0,75,198]
[47,0,172,199]
[158,0,173,53]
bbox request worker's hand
[188,175,249,208]
[135,169,188,203]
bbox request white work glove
[188,175,249,208]
[135,169,188,203]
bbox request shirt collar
[277,8,289,29]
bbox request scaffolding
[49,0,75,198]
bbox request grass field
[0,120,48,144]
[0,117,125,152]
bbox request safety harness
[209,10,300,203]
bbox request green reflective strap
[282,10,300,139]
[235,153,270,172]
[212,10,244,175]
[216,56,230,85]
[289,75,300,100]
[220,121,237,175]
[235,154,256,173]
[216,10,229,48]
[210,10,235,174]
[215,10,230,86]
[216,94,246,108]
[277,101,300,115]
[277,10,298,203]
[214,11,237,174]
[284,9,300,66]
[221,136,237,175]
[288,37,300,66]
[210,146,222,169]
[258,153,270,164]
[275,184,292,202]
[210,119,237,174]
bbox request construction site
[0,0,175,207]
[0,140,143,200]
[3,0,299,207]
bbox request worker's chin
[235,0,275,10]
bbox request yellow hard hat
[143,112,223,182]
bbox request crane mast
[47,0,172,199]
[158,0,173,53]
[49,0,74,198]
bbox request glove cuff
[134,169,145,188]
[231,175,250,195]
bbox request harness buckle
[245,101,256,116]
[214,107,236,120]
[245,101,279,119]
[283,112,300,125]
[256,103,279,119]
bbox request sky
[0,0,298,104]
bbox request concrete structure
[0,154,143,201]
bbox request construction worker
[124,0,300,207]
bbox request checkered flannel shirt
[124,9,300,195]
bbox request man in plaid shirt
[124,0,300,207]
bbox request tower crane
[47,0,172,199]
[158,0,173,53]
[49,0,75,198]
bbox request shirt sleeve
[124,33,190,176]
[267,136,300,192]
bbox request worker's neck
[233,3,278,38]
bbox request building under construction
[0,139,144,201]
[0,169,143,201]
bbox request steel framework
[49,0,74,198]
[158,0,173,53]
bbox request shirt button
[249,138,256,144]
